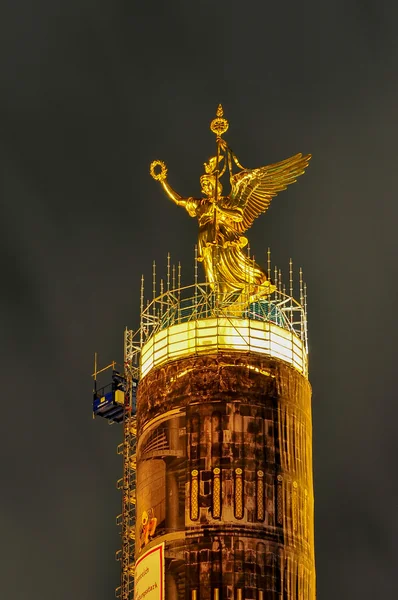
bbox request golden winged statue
[150,105,311,305]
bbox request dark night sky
[1,1,398,598]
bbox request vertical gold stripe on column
[256,470,264,521]
[292,480,298,532]
[213,468,221,518]
[276,475,283,525]
[298,563,304,600]
[304,488,308,540]
[191,469,199,521]
[235,468,243,519]
[279,550,285,598]
[192,591,198,600]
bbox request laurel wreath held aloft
[150,160,167,181]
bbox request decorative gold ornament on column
[256,470,265,521]
[234,467,244,519]
[212,467,221,519]
[190,469,199,521]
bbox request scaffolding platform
[92,370,137,423]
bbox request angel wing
[229,153,311,234]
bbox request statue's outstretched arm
[150,160,188,208]
[160,179,187,208]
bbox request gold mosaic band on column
[190,469,199,521]
[213,468,221,519]
[277,475,284,525]
[234,468,244,519]
[256,470,265,521]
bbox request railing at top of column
[125,253,309,370]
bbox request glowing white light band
[140,318,307,379]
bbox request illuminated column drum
[135,289,315,600]
[135,288,315,600]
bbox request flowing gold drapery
[187,196,274,302]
